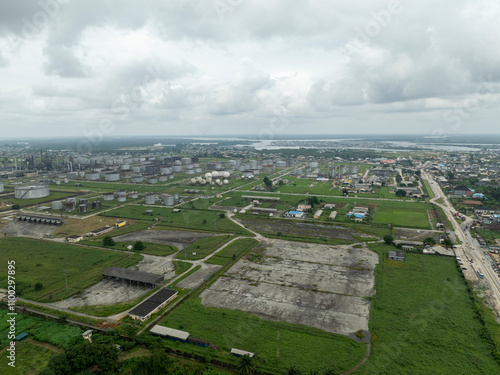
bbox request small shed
[388,251,405,261]
[15,332,29,341]
[231,348,255,358]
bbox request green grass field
[175,235,233,260]
[173,260,192,275]
[1,340,59,374]
[80,238,178,257]
[0,309,83,350]
[0,238,142,302]
[101,205,253,235]
[161,297,366,374]
[373,206,430,229]
[422,178,435,199]
[355,244,500,374]
[206,238,259,265]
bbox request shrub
[103,236,115,246]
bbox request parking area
[201,239,378,336]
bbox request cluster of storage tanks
[144,192,180,206]
[190,171,230,186]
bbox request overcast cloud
[0,0,499,138]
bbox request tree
[12,204,20,210]
[383,235,394,245]
[285,366,303,375]
[133,241,145,251]
[34,282,44,291]
[423,236,436,246]
[443,239,453,248]
[263,176,273,190]
[396,174,403,183]
[395,189,407,197]
[103,236,115,246]
[236,355,255,375]
[278,179,285,186]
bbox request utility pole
[64,270,68,293]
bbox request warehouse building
[102,267,164,288]
[150,325,189,341]
[128,288,178,321]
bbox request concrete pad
[177,264,221,290]
[201,240,378,336]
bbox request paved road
[422,169,500,315]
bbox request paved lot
[176,264,221,289]
[1,221,58,238]
[114,229,214,250]
[201,240,378,336]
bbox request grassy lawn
[0,309,83,349]
[0,238,142,302]
[161,297,366,374]
[422,178,435,199]
[173,260,192,275]
[373,206,430,229]
[1,340,59,375]
[101,206,253,236]
[175,235,233,260]
[81,238,179,257]
[206,238,259,265]
[355,243,500,374]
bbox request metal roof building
[102,267,164,288]
[128,288,178,322]
[150,325,190,341]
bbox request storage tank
[145,193,156,205]
[55,180,61,185]
[52,200,63,210]
[92,201,102,209]
[65,201,76,211]
[117,195,126,202]
[121,164,130,170]
[0,182,3,193]
[309,161,319,168]
[132,166,141,173]
[148,178,158,184]
[181,157,192,165]
[104,172,120,181]
[66,197,77,203]
[186,170,195,175]
[116,190,127,198]
[168,174,174,180]
[67,172,77,179]
[86,172,100,180]
[193,163,200,168]
[130,192,138,199]
[194,168,202,173]
[276,161,287,168]
[223,179,229,185]
[14,185,50,199]
[185,163,194,170]
[103,192,114,201]
[196,176,202,183]
[190,178,197,184]
[172,165,183,173]
[228,160,237,167]
[131,175,144,183]
[212,171,219,178]
[158,175,170,182]
[162,194,174,206]
[204,172,212,179]
[174,160,182,166]
[159,165,173,174]
[222,171,230,178]
[79,204,88,213]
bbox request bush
[383,235,394,245]
[12,204,21,210]
[34,282,44,291]
[103,236,115,246]
[133,241,145,251]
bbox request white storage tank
[132,166,141,173]
[148,178,158,184]
[129,192,138,199]
[131,175,144,183]
[181,157,192,165]
[86,172,100,181]
[309,161,319,168]
[223,179,229,185]
[104,172,120,181]
[172,165,183,173]
[191,178,197,184]
[117,195,126,202]
[228,160,237,167]
[276,161,287,168]
[158,175,170,182]
[186,170,195,175]
[194,168,202,173]
[160,165,173,174]
[14,185,50,199]
[52,200,63,210]
[162,194,174,206]
[121,164,130,170]
[0,182,3,193]
[145,193,156,205]
[103,192,114,201]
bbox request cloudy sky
[0,0,499,139]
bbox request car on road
[461,267,467,270]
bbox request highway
[422,168,500,315]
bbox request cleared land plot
[52,216,123,237]
[201,240,378,336]
[0,237,142,302]
[356,244,500,374]
[114,229,214,250]
[1,221,59,238]
[394,227,442,242]
[52,254,176,308]
[237,216,376,243]
[176,264,221,290]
